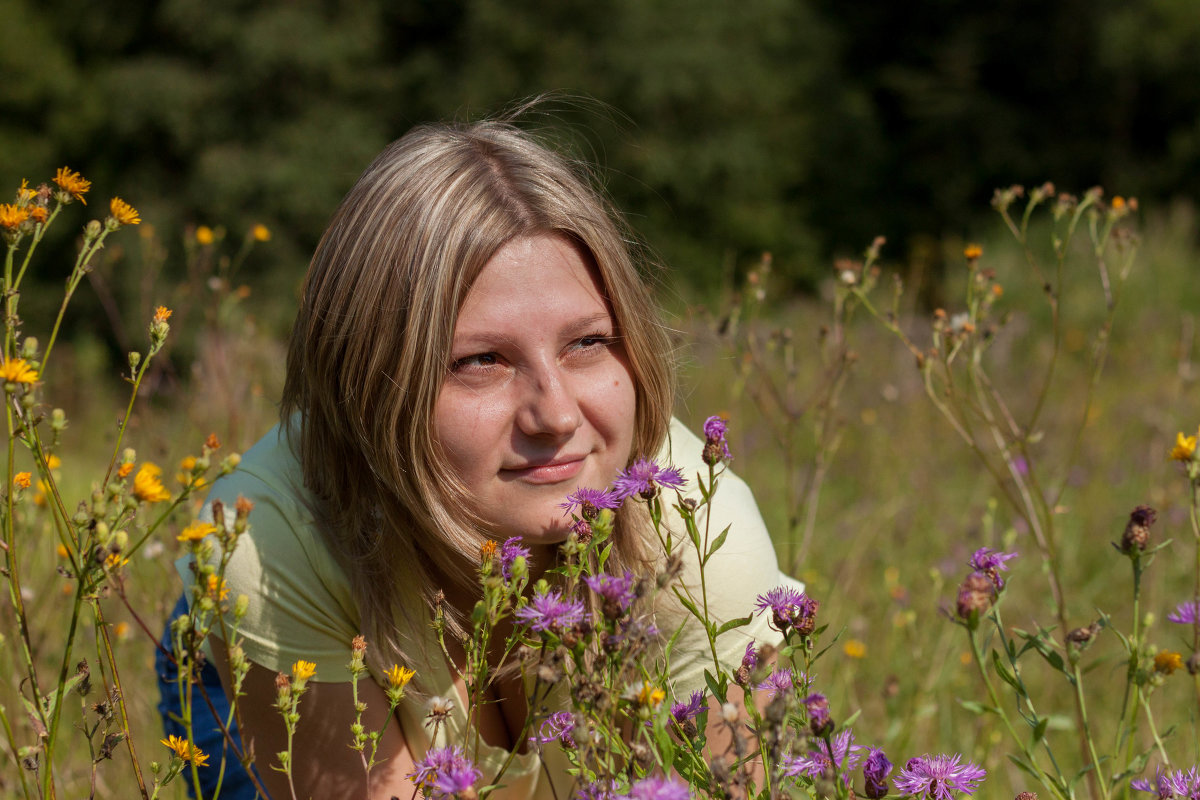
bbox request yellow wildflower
[56,544,69,558]
[114,621,130,640]
[635,681,665,709]
[842,639,866,659]
[1112,196,1126,211]
[108,197,141,226]
[53,167,90,205]
[1170,431,1197,462]
[480,540,498,560]
[28,206,47,224]
[206,574,229,601]
[177,521,216,542]
[385,664,416,690]
[292,660,317,682]
[160,735,210,767]
[13,472,30,489]
[34,479,49,507]
[991,284,1003,298]
[104,552,129,570]
[195,225,214,245]
[0,358,38,384]
[1155,651,1183,675]
[0,203,29,229]
[964,244,983,261]
[133,463,171,503]
[252,223,271,242]
[117,461,134,479]
[177,455,207,488]
[46,454,61,470]
[153,306,172,322]
[16,179,34,202]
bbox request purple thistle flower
[499,536,531,581]
[407,745,481,798]
[559,487,622,520]
[611,458,687,501]
[1168,601,1200,625]
[782,730,864,783]
[629,775,691,800]
[702,415,732,465]
[584,570,637,616]
[576,781,619,800]
[894,754,986,800]
[529,711,574,747]
[863,748,894,799]
[1131,766,1200,800]
[671,690,706,724]
[757,668,794,699]
[515,589,585,634]
[754,586,819,635]
[804,692,833,735]
[969,547,1018,589]
[741,641,759,671]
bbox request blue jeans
[157,594,259,799]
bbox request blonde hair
[280,119,674,667]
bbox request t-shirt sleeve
[657,420,804,697]
[176,468,363,682]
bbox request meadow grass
[3,182,1199,799]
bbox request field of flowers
[2,170,1199,800]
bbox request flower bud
[128,352,141,372]
[85,220,102,239]
[20,338,37,358]
[1120,505,1157,554]
[956,572,994,621]
[51,408,67,431]
[234,594,250,620]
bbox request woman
[164,117,797,799]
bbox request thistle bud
[1120,505,1157,554]
[955,572,994,621]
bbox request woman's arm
[209,638,416,800]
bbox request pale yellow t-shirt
[178,417,801,799]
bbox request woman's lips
[502,457,586,484]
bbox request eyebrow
[451,311,617,350]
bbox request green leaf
[704,525,731,564]
[674,589,704,624]
[704,670,727,703]
[958,699,998,716]
[991,649,1024,693]
[1030,717,1049,746]
[1006,753,1043,781]
[716,615,753,637]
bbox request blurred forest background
[5,0,1200,316]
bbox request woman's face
[434,234,638,545]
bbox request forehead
[454,235,612,335]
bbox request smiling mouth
[502,457,587,484]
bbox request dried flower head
[1121,505,1158,554]
[955,572,995,620]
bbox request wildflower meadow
[2,168,1200,800]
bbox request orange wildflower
[13,472,30,489]
[153,306,172,322]
[132,463,171,503]
[53,167,90,204]
[963,244,983,261]
[108,197,141,226]
[0,203,29,229]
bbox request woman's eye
[450,353,499,372]
[574,333,612,350]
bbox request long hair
[280,119,674,669]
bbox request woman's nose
[516,363,582,439]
